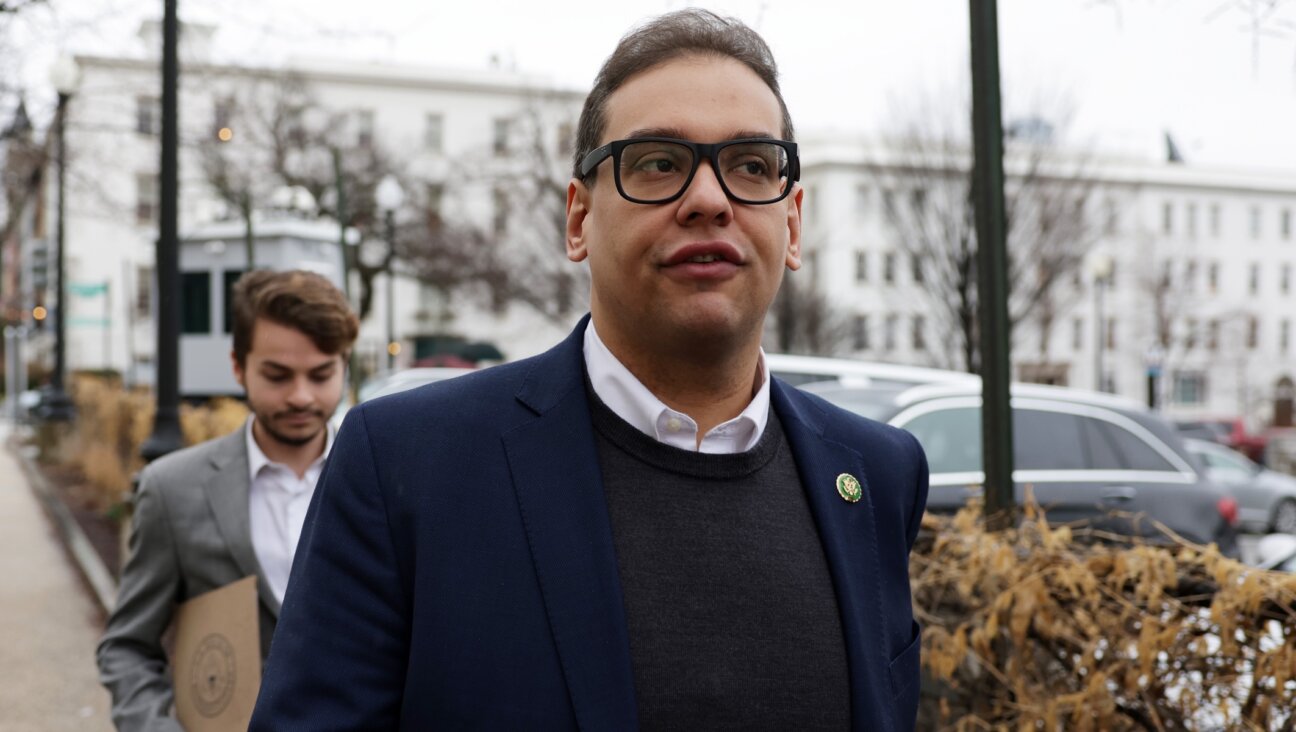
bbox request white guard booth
[179,217,345,397]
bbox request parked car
[1174,416,1267,463]
[331,367,475,430]
[766,353,976,389]
[800,379,1240,556]
[1255,533,1296,572]
[1184,438,1296,534]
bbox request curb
[7,435,117,614]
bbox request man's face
[566,54,802,357]
[232,318,345,449]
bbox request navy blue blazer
[251,318,929,731]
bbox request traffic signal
[27,241,48,291]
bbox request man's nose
[286,378,315,407]
[676,159,733,226]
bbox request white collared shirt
[245,417,333,604]
[583,321,770,454]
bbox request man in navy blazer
[252,9,928,730]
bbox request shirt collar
[245,415,335,483]
[582,320,770,452]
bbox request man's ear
[566,179,590,263]
[785,184,803,271]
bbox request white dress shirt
[583,321,770,454]
[245,417,333,604]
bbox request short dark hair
[572,8,794,181]
[231,269,359,366]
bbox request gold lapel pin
[836,473,862,503]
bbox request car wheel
[1272,499,1296,534]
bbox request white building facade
[51,22,586,386]
[799,135,1296,424]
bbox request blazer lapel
[203,429,281,618]
[502,317,639,731]
[772,381,893,731]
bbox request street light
[1088,252,1114,393]
[375,175,404,371]
[42,54,82,422]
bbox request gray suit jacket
[97,429,279,732]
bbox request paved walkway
[0,423,113,731]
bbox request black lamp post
[141,0,184,461]
[375,175,404,371]
[43,55,82,422]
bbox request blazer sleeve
[250,406,410,730]
[905,430,930,551]
[95,467,186,732]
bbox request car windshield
[797,383,903,421]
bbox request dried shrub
[917,498,1296,730]
[61,376,248,510]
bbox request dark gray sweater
[589,390,851,731]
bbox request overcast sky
[11,0,1296,171]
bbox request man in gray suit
[96,269,358,731]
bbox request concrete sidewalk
[0,423,113,731]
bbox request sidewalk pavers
[0,424,113,731]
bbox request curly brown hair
[230,269,359,365]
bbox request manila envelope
[172,575,261,731]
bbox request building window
[910,187,927,216]
[1185,317,1197,350]
[423,113,444,151]
[222,270,244,334]
[884,314,898,351]
[1186,202,1197,240]
[1072,317,1083,351]
[425,183,444,223]
[493,118,510,156]
[1208,320,1220,351]
[1250,263,1260,295]
[557,122,575,157]
[1251,206,1262,240]
[854,250,868,283]
[1183,260,1196,292]
[855,185,870,218]
[1160,260,1172,288]
[135,265,153,318]
[354,109,374,148]
[1283,209,1292,241]
[880,189,895,220]
[1208,262,1219,293]
[135,172,157,225]
[181,271,211,335]
[1210,203,1221,237]
[492,187,507,236]
[912,315,926,351]
[1104,199,1119,236]
[1282,319,1291,354]
[1172,371,1208,405]
[1249,316,1260,349]
[212,96,235,140]
[911,254,924,284]
[883,252,896,284]
[1162,201,1174,235]
[284,106,306,146]
[852,315,869,351]
[1105,317,1117,351]
[135,96,159,136]
[1283,264,1291,295]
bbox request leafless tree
[873,91,1104,373]
[766,271,854,356]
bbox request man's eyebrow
[259,359,337,373]
[625,127,779,141]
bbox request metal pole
[1094,281,1105,392]
[43,92,75,421]
[141,0,183,462]
[385,210,396,371]
[969,0,1016,530]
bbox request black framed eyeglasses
[577,137,799,205]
